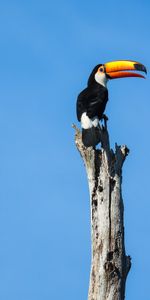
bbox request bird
[76,60,147,147]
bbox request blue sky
[0,0,149,299]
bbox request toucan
[76,60,147,147]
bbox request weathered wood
[73,121,131,300]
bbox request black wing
[76,85,108,121]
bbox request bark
[73,121,131,300]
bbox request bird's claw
[102,114,109,121]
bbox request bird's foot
[102,114,108,122]
[101,114,109,129]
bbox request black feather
[76,66,108,148]
[82,127,101,147]
[76,82,108,121]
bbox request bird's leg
[101,114,109,129]
[102,114,108,122]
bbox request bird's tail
[82,126,101,147]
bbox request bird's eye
[99,67,103,72]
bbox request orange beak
[104,60,147,79]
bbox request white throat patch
[95,72,108,87]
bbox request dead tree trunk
[73,121,131,300]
